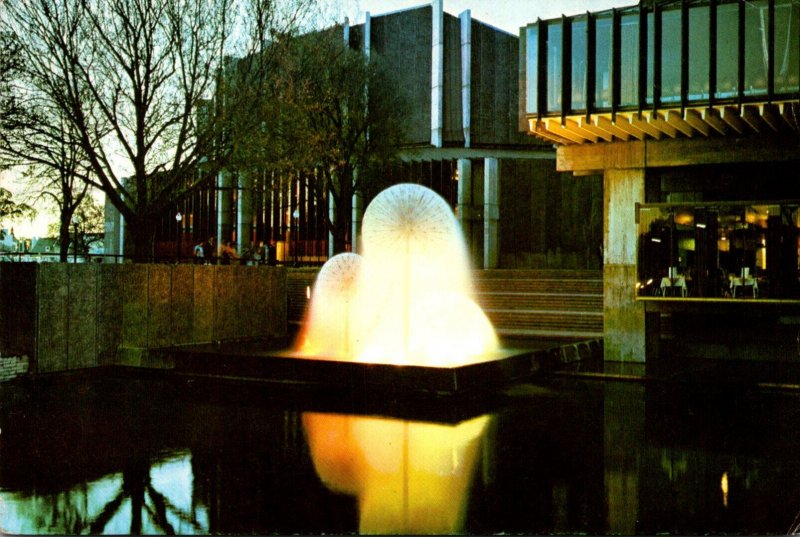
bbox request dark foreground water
[2,370,800,535]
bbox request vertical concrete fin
[431,0,444,147]
[460,10,472,148]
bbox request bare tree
[240,29,409,253]
[1,0,312,260]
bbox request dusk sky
[338,0,633,33]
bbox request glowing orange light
[303,412,492,534]
[295,185,499,367]
[721,472,729,507]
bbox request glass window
[744,0,769,97]
[661,8,682,103]
[637,203,800,299]
[547,21,563,113]
[688,5,710,101]
[716,2,739,99]
[571,17,588,111]
[526,25,538,114]
[774,0,800,94]
[595,15,612,109]
[619,12,639,107]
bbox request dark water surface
[2,370,800,535]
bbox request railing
[523,0,800,120]
[0,251,326,266]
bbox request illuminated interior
[302,411,492,534]
[295,184,499,367]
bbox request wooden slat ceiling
[528,101,800,145]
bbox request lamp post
[175,211,183,262]
[72,215,80,263]
[292,208,300,266]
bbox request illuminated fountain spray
[296,183,498,366]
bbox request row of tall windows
[526,0,800,116]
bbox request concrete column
[604,168,646,362]
[236,173,252,257]
[460,10,471,148]
[430,0,444,147]
[216,170,232,252]
[342,16,349,45]
[103,196,123,262]
[352,187,364,254]
[456,158,472,230]
[483,158,499,269]
[328,188,336,258]
[363,12,371,58]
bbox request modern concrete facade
[105,1,603,272]
[522,0,800,363]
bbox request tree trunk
[58,216,71,262]
[129,216,157,262]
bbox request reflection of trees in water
[10,455,206,535]
[88,458,205,534]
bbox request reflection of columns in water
[483,158,499,269]
[604,383,644,535]
[217,170,233,248]
[237,172,253,257]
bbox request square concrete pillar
[217,170,233,249]
[352,188,364,254]
[456,158,472,230]
[603,168,646,362]
[483,157,500,269]
[236,172,253,257]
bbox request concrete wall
[0,263,287,374]
[499,159,603,270]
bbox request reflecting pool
[2,372,800,534]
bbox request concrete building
[106,1,603,272]
[521,0,800,363]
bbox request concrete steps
[473,269,604,339]
[288,269,605,341]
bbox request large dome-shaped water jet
[296,183,498,367]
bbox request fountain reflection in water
[295,183,498,367]
[303,412,493,535]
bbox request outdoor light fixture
[292,208,300,266]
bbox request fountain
[296,183,501,367]
[283,183,535,395]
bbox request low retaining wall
[0,263,287,375]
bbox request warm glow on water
[302,412,492,534]
[295,184,498,366]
